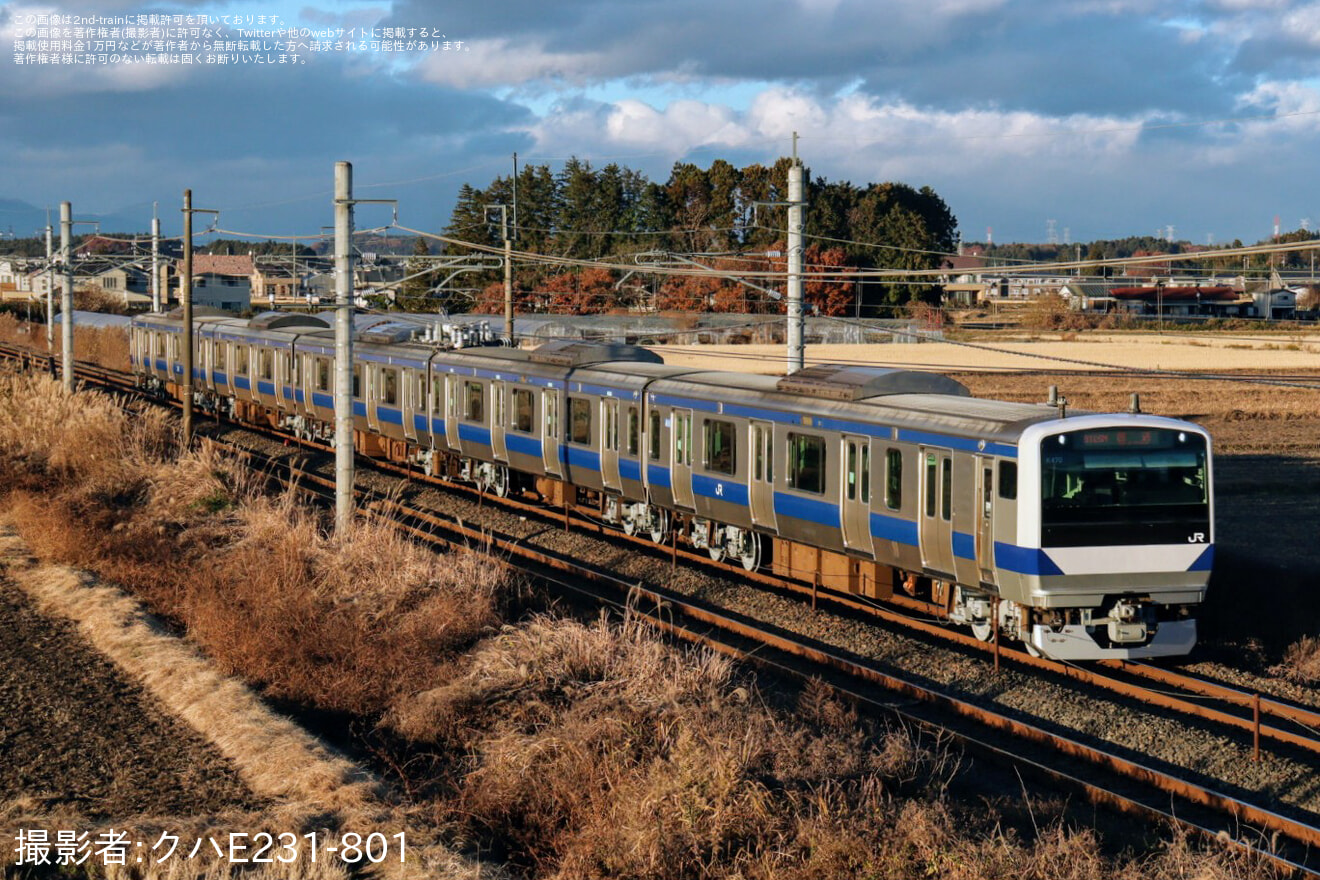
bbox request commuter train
[129,309,1214,661]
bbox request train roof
[650,368,1077,444]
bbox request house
[189,254,253,311]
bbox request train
[129,308,1214,661]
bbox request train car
[128,310,1213,661]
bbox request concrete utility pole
[786,133,805,375]
[488,204,514,340]
[59,202,73,392]
[334,161,355,535]
[181,190,219,449]
[44,211,53,353]
[331,162,397,536]
[151,203,161,312]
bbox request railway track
[5,343,1320,874]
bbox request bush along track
[0,374,1285,880]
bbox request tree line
[418,157,959,317]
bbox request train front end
[1011,414,1213,660]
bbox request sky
[2,0,1320,247]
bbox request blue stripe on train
[458,423,491,446]
[692,473,749,506]
[994,543,1063,576]
[506,433,541,458]
[774,492,839,528]
[377,406,404,426]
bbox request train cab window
[382,368,399,406]
[649,410,661,460]
[941,457,952,521]
[235,345,249,375]
[259,349,273,381]
[627,406,639,456]
[704,419,735,476]
[998,461,1018,501]
[466,381,484,422]
[315,358,330,392]
[569,397,591,445]
[787,433,825,495]
[352,363,362,399]
[512,389,533,433]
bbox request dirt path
[0,574,258,820]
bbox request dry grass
[0,373,1287,880]
[0,310,129,369]
[1272,636,1320,685]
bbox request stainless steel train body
[131,311,1214,660]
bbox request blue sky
[2,0,1319,246]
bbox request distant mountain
[0,197,158,239]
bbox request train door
[491,380,507,459]
[601,398,621,492]
[975,457,995,584]
[402,370,420,443]
[441,373,460,452]
[918,446,956,577]
[841,435,873,555]
[365,365,382,433]
[671,408,694,510]
[749,421,777,530]
[541,388,563,477]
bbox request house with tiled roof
[189,253,252,311]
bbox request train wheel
[490,465,510,498]
[737,531,761,572]
[648,509,669,544]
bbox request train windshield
[1040,427,1209,547]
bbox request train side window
[941,456,952,521]
[493,383,505,427]
[846,441,857,501]
[214,342,227,371]
[167,334,177,360]
[861,445,870,504]
[466,381,484,421]
[259,349,273,381]
[315,358,329,391]
[649,410,661,460]
[512,389,533,433]
[235,345,249,375]
[753,426,763,481]
[414,372,425,410]
[998,461,1018,500]
[885,448,902,510]
[352,363,361,399]
[627,406,639,456]
[603,401,618,451]
[283,353,297,384]
[704,419,735,475]
[787,433,825,494]
[154,332,164,357]
[569,397,591,444]
[382,368,399,406]
[924,453,937,517]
